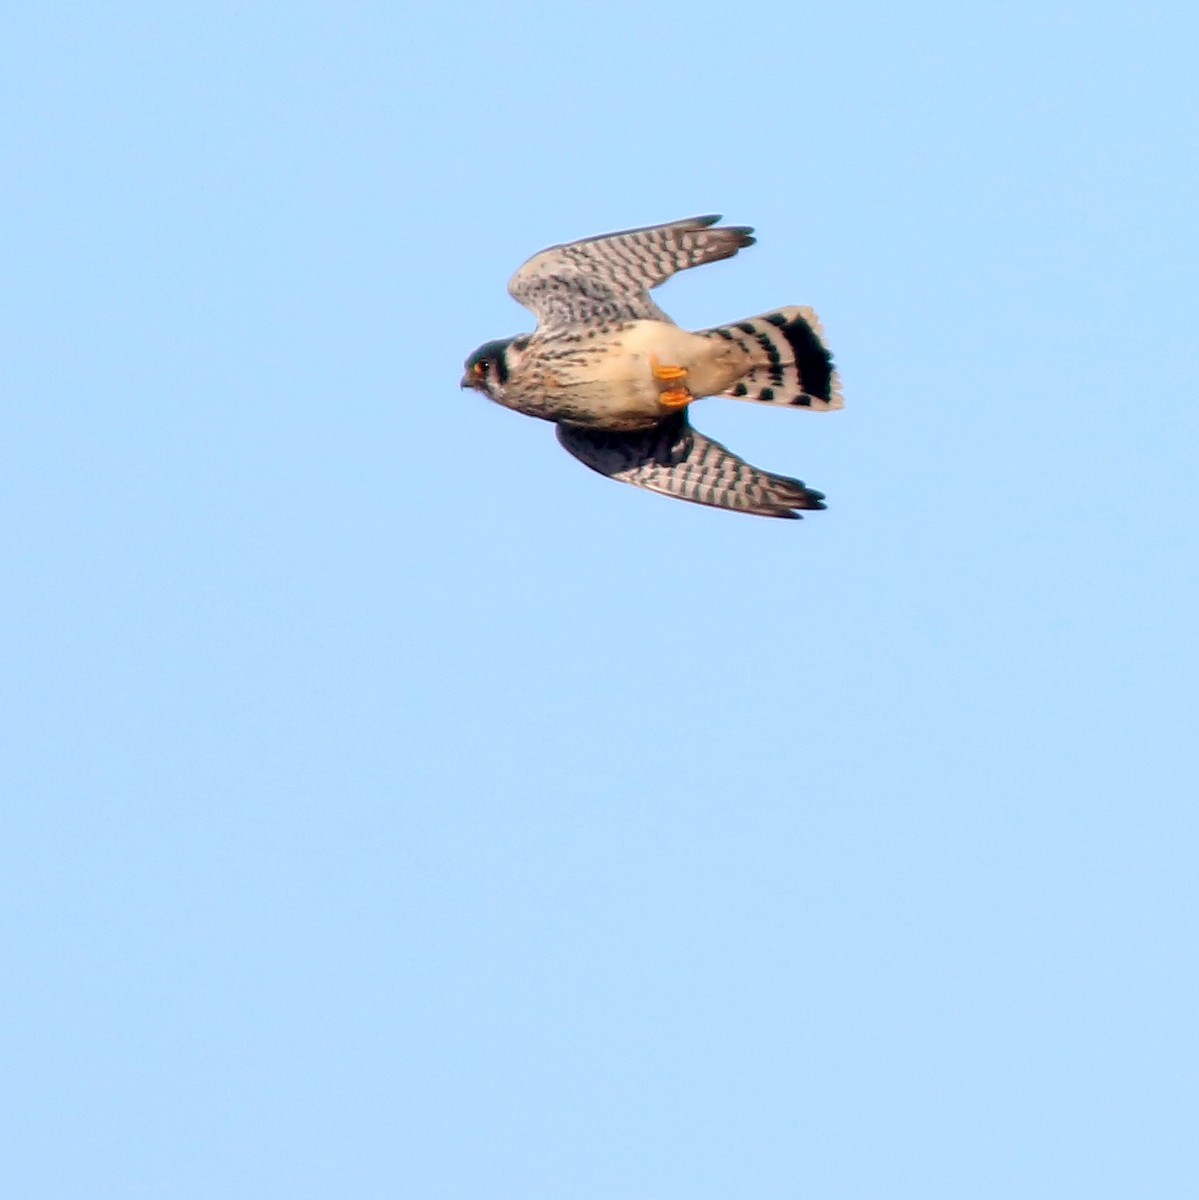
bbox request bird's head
[460,336,528,403]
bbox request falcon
[460,215,842,519]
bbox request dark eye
[472,360,488,378]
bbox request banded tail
[705,307,843,411]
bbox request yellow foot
[650,355,689,385]
[659,386,694,410]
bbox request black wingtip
[698,214,753,233]
[775,495,824,519]
[689,215,755,249]
[773,482,826,517]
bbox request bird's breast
[509,322,749,430]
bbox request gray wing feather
[509,215,755,329]
[556,414,825,520]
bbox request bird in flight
[461,215,842,519]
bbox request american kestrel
[461,215,842,519]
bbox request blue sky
[2,2,1197,1197]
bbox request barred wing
[509,215,755,329]
[556,413,825,520]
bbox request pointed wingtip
[694,215,756,246]
[769,481,826,517]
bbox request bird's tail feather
[704,307,843,411]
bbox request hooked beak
[459,372,474,390]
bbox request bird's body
[489,320,751,431]
[461,216,842,519]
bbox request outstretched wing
[555,413,825,520]
[509,215,755,330]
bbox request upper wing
[555,413,825,520]
[509,215,755,330]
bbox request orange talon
[659,386,693,410]
[650,355,692,408]
[650,355,689,384]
